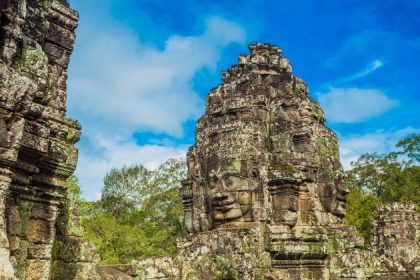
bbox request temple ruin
[0,1,418,279]
[0,0,130,279]
[133,43,419,280]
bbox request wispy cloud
[316,87,398,123]
[338,59,384,82]
[339,127,419,169]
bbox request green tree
[81,158,187,264]
[101,164,152,216]
[344,188,380,244]
[344,133,420,244]
[68,175,82,204]
[346,133,419,204]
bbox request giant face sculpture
[319,183,347,218]
[314,133,349,221]
[207,170,259,226]
[331,178,349,218]
[183,43,349,232]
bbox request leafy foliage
[81,158,187,264]
[344,133,420,244]
[344,188,380,244]
[68,175,82,203]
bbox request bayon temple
[0,0,418,279]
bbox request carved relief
[0,1,83,279]
[184,43,349,232]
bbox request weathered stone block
[25,259,51,280]
[52,236,100,263]
[27,219,53,244]
[46,22,75,51]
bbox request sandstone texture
[0,1,418,279]
[134,44,420,280]
[0,0,130,279]
[0,0,80,278]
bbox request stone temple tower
[134,44,419,280]
[176,42,358,279]
[181,43,347,234]
[0,1,134,279]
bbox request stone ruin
[133,45,419,279]
[0,0,81,278]
[0,0,131,279]
[0,1,418,280]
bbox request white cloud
[66,10,246,199]
[316,87,398,123]
[68,16,246,137]
[339,127,419,169]
[339,59,384,82]
[75,133,188,200]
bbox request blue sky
[67,0,420,200]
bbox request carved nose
[213,192,229,199]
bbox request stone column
[371,203,419,274]
[180,179,194,233]
[25,199,60,280]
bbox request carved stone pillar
[180,179,194,233]
[372,203,419,273]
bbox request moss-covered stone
[34,0,53,9]
[17,202,32,238]
[215,255,231,271]
[18,44,49,80]
[13,240,29,279]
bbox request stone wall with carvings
[371,203,419,276]
[0,1,134,279]
[135,44,420,280]
[0,0,81,278]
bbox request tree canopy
[80,158,187,264]
[344,133,419,244]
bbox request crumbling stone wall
[371,203,419,276]
[50,192,134,279]
[0,1,135,279]
[0,0,81,279]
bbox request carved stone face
[331,179,348,217]
[318,179,348,218]
[207,172,258,224]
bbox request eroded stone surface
[0,0,81,279]
[137,44,420,280]
[181,42,346,234]
[0,2,139,278]
[371,203,419,274]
